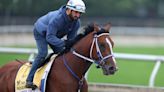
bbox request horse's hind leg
[80,78,88,92]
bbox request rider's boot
[25,81,37,90]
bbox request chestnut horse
[0,23,117,92]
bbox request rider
[26,0,86,89]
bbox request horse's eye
[98,43,106,52]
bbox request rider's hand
[64,40,73,49]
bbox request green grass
[88,46,164,87]
[113,46,164,55]
[88,60,155,85]
[0,53,29,66]
[156,63,164,87]
[0,46,164,87]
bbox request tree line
[0,0,163,18]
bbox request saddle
[15,54,56,92]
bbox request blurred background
[0,0,164,46]
[0,0,164,92]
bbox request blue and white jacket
[34,6,80,48]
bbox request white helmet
[66,0,86,13]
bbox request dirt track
[0,33,164,47]
[88,83,164,92]
[0,34,35,46]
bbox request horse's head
[62,22,118,75]
[67,23,117,75]
[88,23,118,75]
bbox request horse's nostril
[109,66,114,70]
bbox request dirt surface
[88,83,164,92]
[112,35,164,47]
[0,34,164,47]
[0,34,35,46]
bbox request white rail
[115,53,164,87]
[0,47,164,87]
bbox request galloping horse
[0,22,117,92]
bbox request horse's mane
[58,23,95,56]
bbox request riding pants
[26,28,48,82]
[26,28,64,82]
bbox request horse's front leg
[80,78,88,92]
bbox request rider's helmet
[66,0,86,13]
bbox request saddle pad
[15,54,56,92]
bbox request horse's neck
[73,33,93,57]
[65,53,92,77]
[63,34,93,77]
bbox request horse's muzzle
[102,65,118,75]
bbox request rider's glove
[64,40,73,49]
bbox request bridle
[62,28,115,91]
[71,29,114,67]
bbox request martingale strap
[63,55,80,80]
[62,55,84,91]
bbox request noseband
[72,29,114,67]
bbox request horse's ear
[103,22,111,32]
[93,23,99,32]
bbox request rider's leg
[49,43,65,54]
[26,29,48,89]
